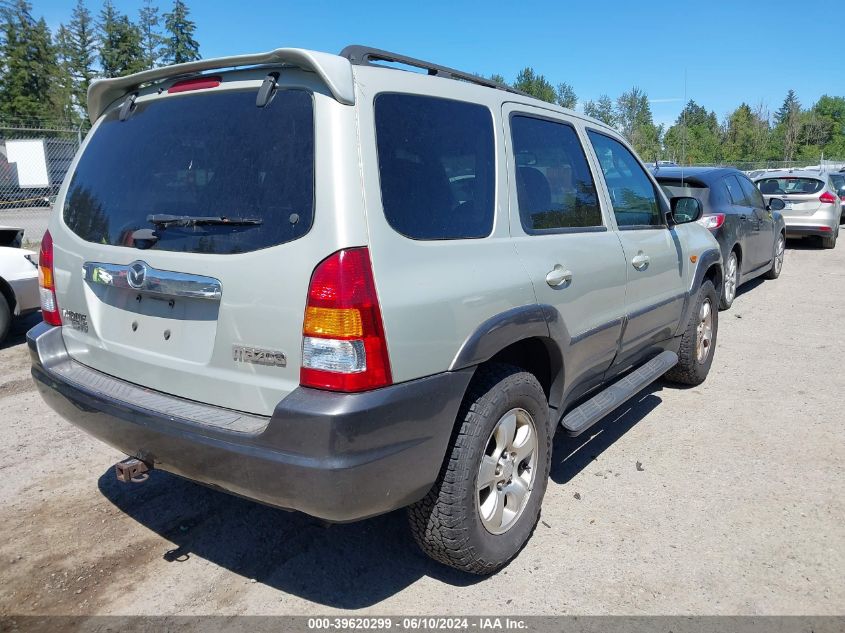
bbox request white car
[0,227,40,343]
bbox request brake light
[168,76,221,93]
[38,230,61,326]
[697,213,725,231]
[300,248,392,392]
[819,191,837,204]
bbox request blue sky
[35,0,840,128]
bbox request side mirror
[767,198,786,212]
[669,196,702,224]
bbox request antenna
[681,68,687,187]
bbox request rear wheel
[821,228,837,249]
[719,250,739,310]
[764,232,785,279]
[0,292,10,345]
[665,280,718,386]
[408,363,551,575]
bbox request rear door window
[723,175,748,206]
[738,175,764,208]
[510,115,602,232]
[374,94,495,240]
[64,89,315,254]
[586,131,663,228]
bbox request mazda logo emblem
[127,262,147,289]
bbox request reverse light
[300,248,392,392]
[819,191,837,204]
[38,230,61,326]
[697,213,726,231]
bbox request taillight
[819,191,837,204]
[38,230,61,325]
[697,213,726,231]
[300,248,392,392]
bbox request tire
[664,280,718,386]
[407,363,551,575]
[821,229,837,249]
[764,232,785,280]
[0,292,11,346]
[719,250,739,310]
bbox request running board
[560,350,678,437]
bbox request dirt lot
[1,239,843,617]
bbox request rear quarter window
[374,94,495,240]
[63,89,314,254]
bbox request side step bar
[560,350,678,437]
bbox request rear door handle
[546,265,573,287]
[739,214,747,221]
[631,254,650,270]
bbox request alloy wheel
[476,408,538,535]
[724,253,738,304]
[695,298,714,364]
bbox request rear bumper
[28,322,473,522]
[783,226,836,238]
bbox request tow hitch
[115,457,150,483]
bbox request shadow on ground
[96,382,666,608]
[1,311,42,351]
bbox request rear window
[756,177,823,196]
[64,89,314,254]
[657,179,707,200]
[375,94,494,240]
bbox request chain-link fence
[0,119,86,246]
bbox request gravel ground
[0,239,843,616]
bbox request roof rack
[340,45,529,98]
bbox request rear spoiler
[86,48,355,123]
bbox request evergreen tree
[513,67,556,104]
[490,73,507,85]
[163,0,199,65]
[583,94,616,127]
[775,89,800,125]
[53,24,78,123]
[772,90,802,160]
[138,0,164,68]
[555,82,577,109]
[0,1,62,122]
[663,100,721,164]
[615,87,662,160]
[66,0,97,107]
[98,0,145,78]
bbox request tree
[513,67,556,104]
[663,100,721,164]
[98,0,145,78]
[53,24,78,122]
[65,0,97,112]
[722,102,770,164]
[490,73,506,85]
[583,94,616,127]
[772,90,802,161]
[138,0,163,68]
[555,82,576,109]
[163,0,199,65]
[615,87,662,160]
[0,1,62,121]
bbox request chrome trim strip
[83,261,222,301]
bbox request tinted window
[657,179,707,200]
[723,175,747,205]
[831,174,845,193]
[64,90,314,254]
[739,175,764,208]
[756,177,824,195]
[510,115,602,232]
[375,94,494,240]
[587,131,662,227]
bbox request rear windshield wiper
[146,214,263,228]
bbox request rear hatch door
[50,75,350,416]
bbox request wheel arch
[449,304,565,415]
